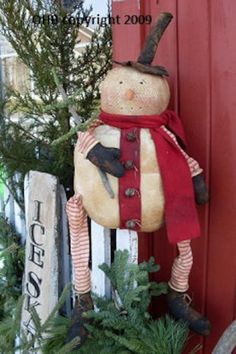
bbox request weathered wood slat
[91,221,111,297]
[13,174,26,242]
[116,229,138,264]
[59,185,72,316]
[13,200,25,243]
[21,171,60,336]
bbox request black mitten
[192,173,209,205]
[87,143,124,178]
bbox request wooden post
[13,174,26,243]
[91,221,111,298]
[21,171,60,336]
[116,229,138,264]
[58,185,72,316]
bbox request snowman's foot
[167,288,211,336]
[66,292,93,349]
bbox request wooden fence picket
[59,185,72,315]
[13,173,26,242]
[90,223,138,298]
[116,229,138,264]
[91,220,111,298]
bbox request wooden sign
[21,171,60,336]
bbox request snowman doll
[66,12,210,344]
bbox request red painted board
[142,0,180,318]
[112,0,143,62]
[111,1,236,353]
[177,0,211,352]
[206,0,236,352]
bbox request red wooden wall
[112,1,236,352]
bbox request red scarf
[99,110,200,244]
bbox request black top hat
[114,12,173,77]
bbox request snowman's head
[100,66,170,116]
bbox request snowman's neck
[99,110,165,129]
[99,110,186,149]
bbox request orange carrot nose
[125,89,135,101]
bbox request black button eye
[119,81,123,84]
[140,81,144,84]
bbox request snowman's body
[74,66,172,231]
[74,125,164,232]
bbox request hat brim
[113,60,169,77]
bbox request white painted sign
[21,171,60,336]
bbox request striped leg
[66,195,91,294]
[169,240,193,292]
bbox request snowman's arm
[178,148,203,177]
[87,118,104,133]
[162,126,209,205]
[76,119,124,178]
[77,129,99,157]
[77,119,103,156]
[162,126,202,176]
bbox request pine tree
[0,0,112,348]
[0,0,112,208]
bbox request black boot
[167,288,211,336]
[66,292,94,349]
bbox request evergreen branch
[57,336,81,354]
[52,68,82,125]
[51,126,79,146]
[104,329,143,354]
[50,116,97,146]
[41,283,72,331]
[0,296,24,352]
